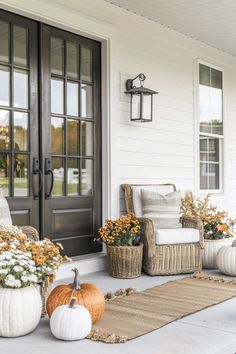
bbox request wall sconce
[125,73,158,122]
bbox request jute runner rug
[88,272,236,343]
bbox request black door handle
[45,158,54,199]
[32,158,42,200]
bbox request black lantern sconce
[125,73,158,122]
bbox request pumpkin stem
[69,297,77,308]
[72,268,81,290]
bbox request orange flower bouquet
[181,192,235,240]
[97,213,141,246]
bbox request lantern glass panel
[131,93,141,120]
[142,94,152,121]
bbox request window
[198,63,223,191]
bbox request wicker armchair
[121,183,204,276]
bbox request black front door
[0,11,102,257]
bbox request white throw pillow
[141,189,182,229]
[132,185,175,217]
[0,194,12,226]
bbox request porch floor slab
[2,270,236,354]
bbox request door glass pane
[0,153,10,196]
[81,159,93,195]
[14,112,28,151]
[67,119,79,156]
[67,82,78,116]
[67,42,78,79]
[67,158,79,196]
[0,65,10,106]
[51,37,64,76]
[52,157,64,196]
[81,84,93,118]
[81,47,92,82]
[14,69,28,109]
[51,117,64,154]
[0,21,9,63]
[0,110,10,150]
[82,121,93,156]
[14,154,28,196]
[13,25,28,67]
[51,78,64,114]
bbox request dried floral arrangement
[97,213,141,246]
[181,191,236,240]
[0,224,64,288]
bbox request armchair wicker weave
[121,183,204,275]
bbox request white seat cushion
[0,195,12,226]
[132,185,175,217]
[155,228,200,245]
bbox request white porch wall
[1,0,236,217]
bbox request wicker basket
[107,243,143,279]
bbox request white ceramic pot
[0,285,42,337]
[216,239,236,276]
[202,238,233,269]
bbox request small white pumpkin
[0,285,42,337]
[50,297,92,341]
[202,238,232,269]
[216,239,236,276]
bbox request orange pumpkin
[46,268,105,324]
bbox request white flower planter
[202,238,233,269]
[0,285,42,337]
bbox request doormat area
[87,272,236,343]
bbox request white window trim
[195,59,224,195]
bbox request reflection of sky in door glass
[0,66,10,106]
[14,70,28,109]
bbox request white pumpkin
[0,285,42,337]
[50,297,92,341]
[202,238,232,269]
[216,239,236,276]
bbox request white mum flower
[21,275,28,282]
[4,252,12,260]
[14,280,21,288]
[29,274,38,283]
[9,259,17,265]
[13,265,23,273]
[6,274,15,281]
[0,269,8,274]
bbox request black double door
[0,10,102,256]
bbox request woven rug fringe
[191,271,236,284]
[104,287,136,302]
[87,329,127,343]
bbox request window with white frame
[198,63,223,191]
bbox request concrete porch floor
[2,270,236,354]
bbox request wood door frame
[0,9,39,228]
[40,24,102,254]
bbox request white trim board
[55,253,108,281]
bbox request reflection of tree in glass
[0,154,9,177]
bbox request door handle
[45,158,54,199]
[32,158,42,200]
